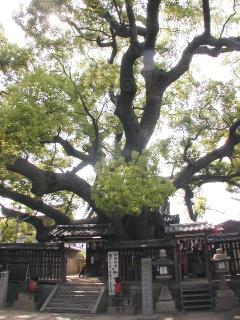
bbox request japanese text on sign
[108,251,119,296]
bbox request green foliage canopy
[0,0,240,240]
[93,152,175,216]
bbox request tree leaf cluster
[93,152,175,216]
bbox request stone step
[182,287,209,292]
[183,304,213,310]
[56,292,99,298]
[182,283,209,288]
[181,283,213,311]
[182,292,211,297]
[44,277,104,314]
[61,283,103,288]
[50,300,95,305]
[60,286,101,291]
[48,302,95,308]
[67,289,101,292]
[45,307,92,314]
[52,297,96,302]
[60,286,102,290]
[183,299,212,304]
[55,296,98,301]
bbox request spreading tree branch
[166,34,208,85]
[96,25,118,64]
[1,205,51,242]
[77,94,100,162]
[202,0,211,35]
[190,173,240,186]
[125,0,137,43]
[138,1,211,150]
[7,158,93,204]
[174,120,240,188]
[0,185,71,225]
[102,9,146,38]
[184,186,197,222]
[5,159,109,223]
[113,0,123,24]
[183,138,193,163]
[114,42,143,159]
[166,0,240,85]
[108,27,118,64]
[138,1,162,150]
[52,136,95,167]
[145,0,161,50]
[220,0,240,38]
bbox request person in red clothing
[28,276,39,293]
[114,277,122,296]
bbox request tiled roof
[49,224,114,240]
[164,222,214,234]
[207,232,240,243]
[104,238,175,250]
[0,242,63,250]
[214,220,240,233]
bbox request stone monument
[0,271,9,307]
[138,258,157,320]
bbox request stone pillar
[138,258,157,320]
[0,271,9,307]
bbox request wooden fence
[118,247,171,281]
[105,234,240,282]
[0,242,66,283]
[105,239,175,282]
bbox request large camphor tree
[0,0,240,242]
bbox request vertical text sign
[141,258,153,316]
[108,251,119,295]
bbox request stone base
[18,292,35,302]
[155,300,176,313]
[108,306,136,315]
[214,296,238,311]
[216,289,234,298]
[13,292,36,311]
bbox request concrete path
[0,308,240,320]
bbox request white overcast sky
[0,1,239,224]
[0,0,27,45]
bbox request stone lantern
[212,248,230,276]
[154,249,176,313]
[155,249,173,280]
[211,248,237,310]
[211,248,230,290]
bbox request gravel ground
[0,308,240,320]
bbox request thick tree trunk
[112,208,166,240]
